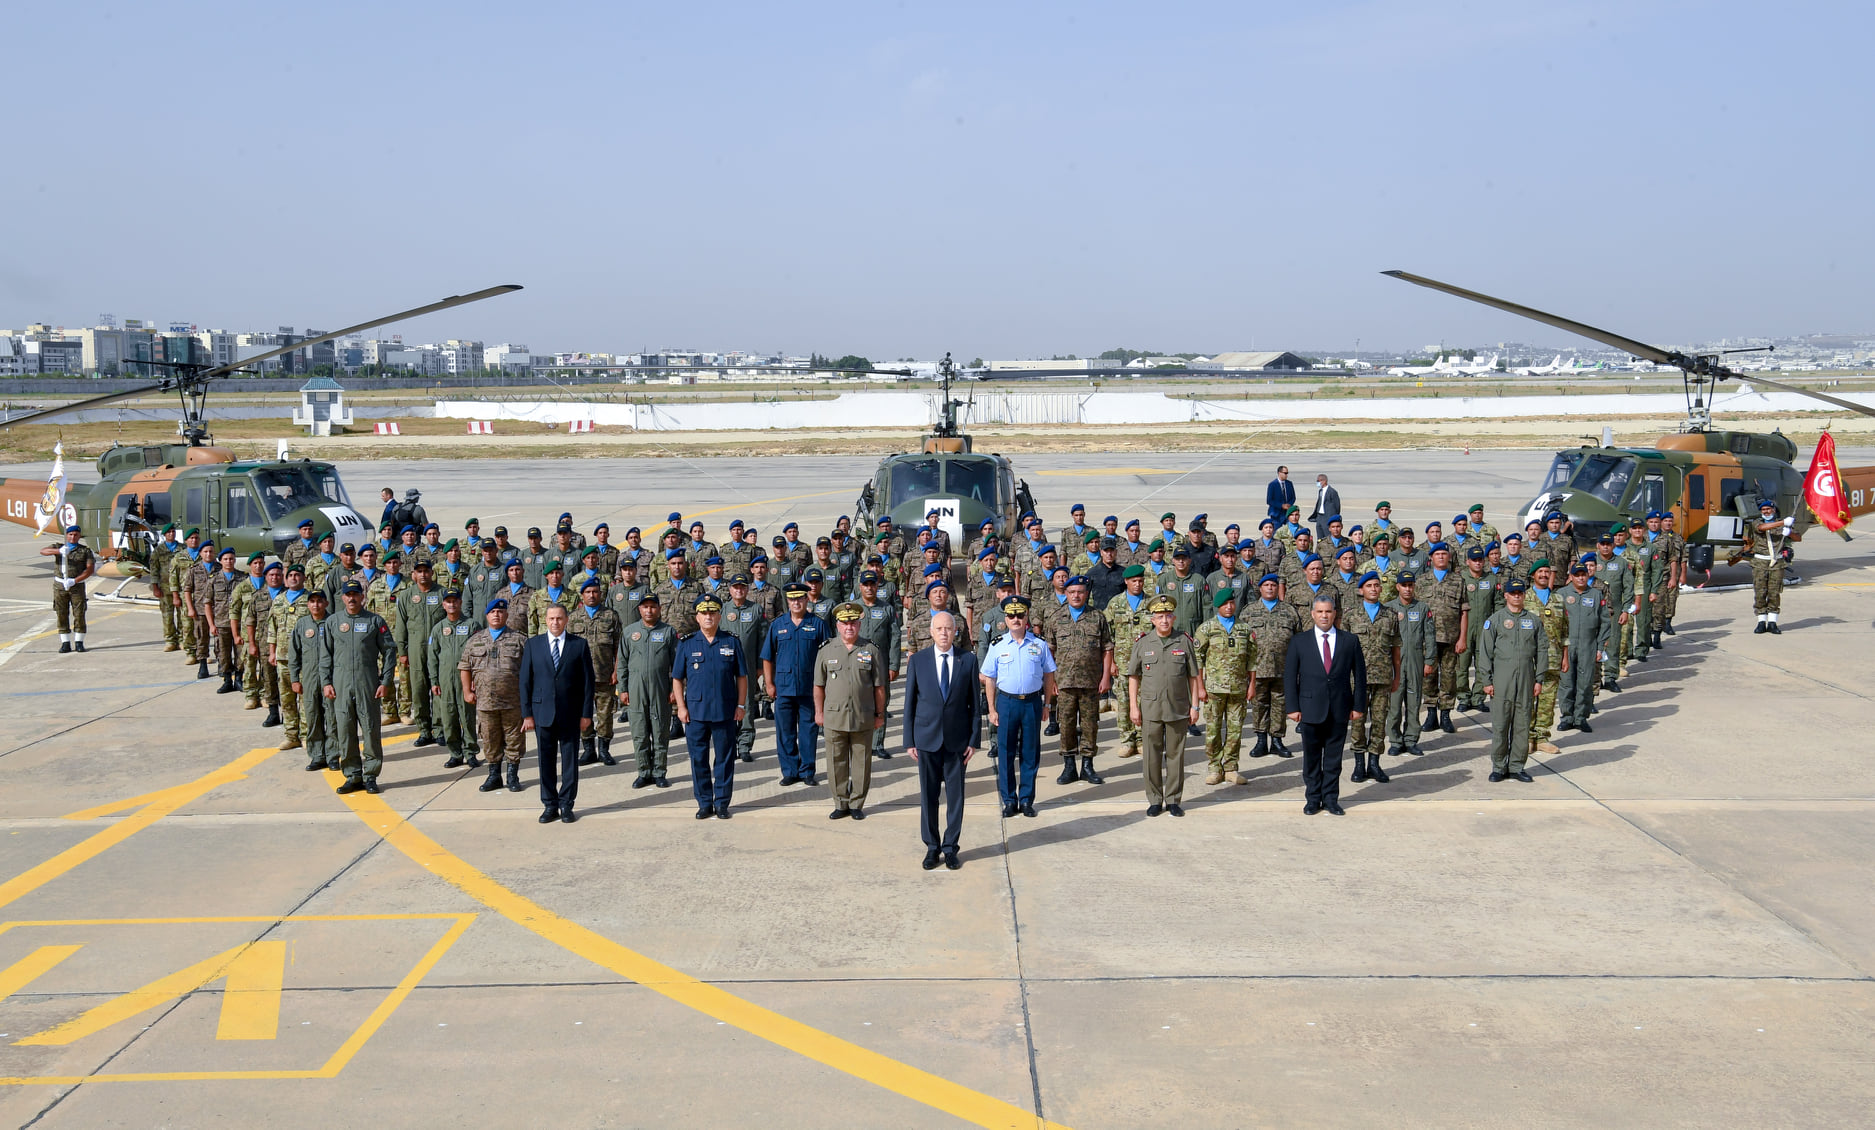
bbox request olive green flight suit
[428,614,481,761]
[321,608,397,783]
[287,610,332,769]
[1385,595,1437,751]
[1477,605,1549,774]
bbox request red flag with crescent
[1803,431,1851,532]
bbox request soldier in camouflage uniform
[1422,543,1468,735]
[427,589,482,769]
[529,559,575,637]
[287,588,333,771]
[1384,571,1437,756]
[1497,533,1532,587]
[1192,589,1254,785]
[245,561,283,726]
[1344,572,1401,783]
[1357,532,1402,603]
[151,525,182,651]
[1592,533,1634,691]
[589,523,621,578]
[1557,557,1613,734]
[1242,572,1299,758]
[1457,546,1503,711]
[567,578,624,766]
[1644,510,1679,646]
[1477,579,1549,782]
[1103,566,1152,757]
[323,580,398,794]
[1466,504,1501,552]
[1526,561,1568,755]
[1045,576,1114,786]
[1744,498,1790,634]
[203,548,241,689]
[364,551,410,724]
[654,552,702,637]
[268,565,312,750]
[229,553,263,702]
[722,575,770,761]
[461,597,528,794]
[1286,554,1338,621]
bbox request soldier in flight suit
[322,580,398,795]
[1477,579,1549,783]
[287,588,334,772]
[427,589,483,769]
[1384,571,1437,756]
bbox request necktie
[551,636,562,668]
[939,653,951,699]
[1321,632,1332,673]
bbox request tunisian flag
[1803,431,1852,532]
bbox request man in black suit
[519,603,595,824]
[902,610,981,871]
[1283,594,1366,816]
[1308,473,1342,541]
[1265,465,1297,523]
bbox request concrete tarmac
[1,450,1871,1128]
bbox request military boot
[1250,732,1269,758]
[1367,753,1390,783]
[505,762,523,792]
[1080,757,1105,785]
[165,641,180,652]
[1439,710,1457,734]
[1663,620,1676,635]
[1386,742,1404,756]
[598,738,617,766]
[1044,718,1059,737]
[1423,705,1440,732]
[1056,758,1080,785]
[478,763,503,791]
[444,748,467,769]
[1224,766,1247,785]
[1350,755,1368,783]
[1205,767,1225,785]
[1271,735,1293,758]
[278,735,302,751]
[197,657,211,680]
[1651,629,1663,649]
[579,737,598,766]
[217,674,237,694]
[262,706,281,728]
[58,641,71,654]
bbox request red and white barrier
[467,421,494,434]
[568,419,593,433]
[374,422,402,435]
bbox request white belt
[1753,554,1774,561]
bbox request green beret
[1530,558,1552,570]
[464,518,479,527]
[1213,588,1238,610]
[1469,503,1485,513]
[1159,512,1176,521]
[1122,564,1146,579]
[1375,501,1392,510]
[382,548,402,561]
[160,522,177,533]
[1608,524,1627,535]
[184,527,200,537]
[248,552,266,564]
[442,538,459,552]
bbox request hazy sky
[6,1,1869,358]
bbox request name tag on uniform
[651,630,668,641]
[456,624,471,635]
[1520,618,1534,629]
[1407,610,1422,621]
[718,646,734,656]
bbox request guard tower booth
[292,374,355,436]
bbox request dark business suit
[902,645,983,852]
[519,630,595,814]
[1309,484,1343,540]
[1282,626,1366,807]
[1265,476,1296,522]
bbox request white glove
[57,577,76,590]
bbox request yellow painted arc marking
[0,945,82,1002]
[335,786,1070,1130]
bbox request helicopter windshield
[944,460,997,505]
[886,458,943,510]
[1567,454,1636,506]
[251,466,349,521]
[1541,452,1584,494]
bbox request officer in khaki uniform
[1103,565,1152,757]
[1193,589,1255,785]
[813,602,887,818]
[1126,594,1202,817]
[427,589,482,769]
[1477,578,1549,782]
[461,597,528,794]
[1045,575,1113,786]
[1343,572,1401,784]
[567,577,623,766]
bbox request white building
[434,339,483,376]
[0,337,26,375]
[485,343,547,372]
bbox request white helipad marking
[0,616,56,671]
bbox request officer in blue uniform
[674,595,749,820]
[759,582,829,786]
[981,596,1059,818]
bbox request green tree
[830,355,873,372]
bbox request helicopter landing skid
[92,577,162,606]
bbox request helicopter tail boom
[0,476,70,536]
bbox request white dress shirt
[1315,626,1335,664]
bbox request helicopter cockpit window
[886,459,943,510]
[310,467,350,506]
[224,484,261,529]
[944,461,997,505]
[1568,454,1636,506]
[1541,452,1583,494]
[251,467,334,521]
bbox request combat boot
[1602,679,1620,692]
[58,641,72,654]
[1766,622,1781,635]
[505,763,523,792]
[1387,742,1404,756]
[164,641,180,652]
[1224,768,1247,785]
[1536,741,1561,755]
[278,735,301,751]
[1407,742,1425,756]
[1044,718,1059,737]
[73,640,87,653]
[444,748,467,769]
[1423,705,1440,732]
[1651,629,1663,649]
[384,708,403,725]
[1367,754,1390,783]
[1439,710,1456,734]
[579,737,598,766]
[217,674,237,694]
[1271,735,1293,758]
[1205,767,1225,786]
[1056,758,1080,785]
[1663,620,1676,635]
[1080,757,1105,785]
[413,733,436,747]
[244,698,261,711]
[1350,756,1368,783]
[1117,744,1139,759]
[598,738,617,766]
[1250,732,1269,758]
[197,657,211,680]
[262,706,281,728]
[478,763,503,791]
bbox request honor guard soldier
[428,589,482,769]
[1557,557,1613,734]
[398,560,448,747]
[1103,565,1153,758]
[1476,578,1549,783]
[1422,543,1468,735]
[1126,594,1202,817]
[674,595,748,820]
[1384,571,1437,756]
[568,577,623,766]
[1244,572,1300,759]
[1344,571,1401,784]
[853,571,903,761]
[721,574,769,762]
[462,597,528,794]
[619,593,679,788]
[46,524,96,653]
[1193,589,1254,785]
[1457,546,1503,712]
[762,582,829,786]
[323,579,398,795]
[1743,497,1792,633]
[814,601,888,819]
[1046,575,1114,786]
[981,596,1058,818]
[288,589,334,772]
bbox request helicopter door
[1681,468,1709,537]
[183,485,204,529]
[1637,471,1667,518]
[1708,475,1747,542]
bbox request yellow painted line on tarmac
[0,946,82,1004]
[335,787,1070,1130]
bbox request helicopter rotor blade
[0,381,169,429]
[1717,370,1875,420]
[194,283,524,380]
[1381,270,1677,366]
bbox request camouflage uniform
[566,602,623,753]
[1345,599,1400,763]
[854,595,901,756]
[1528,586,1568,750]
[1192,613,1255,778]
[169,548,200,658]
[151,537,181,648]
[268,588,310,747]
[1458,572,1503,709]
[460,627,527,770]
[1045,604,1113,773]
[1620,539,1663,662]
[1424,567,1467,715]
[1655,528,1684,628]
[1243,596,1301,748]
[229,575,260,703]
[364,572,410,723]
[1103,591,1152,755]
[654,579,701,638]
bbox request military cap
[1327,514,1342,524]
[318,529,335,542]
[1100,535,1118,549]
[693,595,722,614]
[340,542,356,553]
[1758,498,1778,510]
[1122,564,1146,579]
[577,577,601,592]
[665,511,682,523]
[296,518,315,530]
[923,578,950,595]
[978,546,997,560]
[1259,517,1277,531]
[783,582,810,599]
[1375,501,1392,510]
[423,522,439,533]
[1530,557,1552,570]
[772,534,788,546]
[544,557,565,571]
[247,551,266,563]
[1038,544,1058,557]
[1212,588,1238,610]
[1544,510,1565,521]
[1148,538,1166,552]
[1000,597,1031,616]
[1486,540,1501,553]
[264,561,283,575]
[1298,553,1320,566]
[1570,560,1591,573]
[1125,518,1141,529]
[527,526,543,538]
[750,552,768,564]
[1467,546,1487,560]
[1294,529,1313,540]
[1287,505,1302,515]
[1348,524,1364,535]
[306,587,328,601]
[1504,578,1529,594]
[1504,531,1523,543]
[866,553,883,564]
[1396,570,1418,585]
[994,573,1016,588]
[815,535,832,547]
[704,555,723,566]
[1195,513,1208,522]
[1468,503,1486,514]
[160,522,178,534]
[341,580,364,595]
[1597,532,1615,543]
[1453,514,1469,524]
[1370,531,1392,544]
[1019,509,1035,520]
[442,538,459,552]
[1579,552,1599,566]
[803,567,825,583]
[1608,523,1627,535]
[1259,572,1281,586]
[1159,511,1175,521]
[1358,570,1380,586]
[412,558,433,570]
[977,517,995,530]
[1188,519,1205,531]
[1219,542,1239,554]
[1424,522,1442,533]
[920,562,945,577]
[637,591,662,605]
[831,601,864,622]
[665,547,684,559]
[1050,565,1069,577]
[1145,594,1177,614]
[1336,545,1358,559]
[1171,545,1192,558]
[877,515,894,525]
[858,570,881,585]
[1070,503,1085,513]
[729,572,751,585]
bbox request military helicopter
[0,284,521,590]
[853,353,1036,548]
[1383,271,1875,575]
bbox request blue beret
[667,511,682,522]
[486,597,508,612]
[65,524,82,534]
[298,518,314,528]
[1424,522,1442,533]
[400,524,417,535]
[1504,532,1523,542]
[1454,514,1468,524]
[1067,574,1089,586]
[1299,553,1319,566]
[1237,539,1255,550]
[1040,545,1057,556]
[1348,524,1363,534]
[978,547,997,559]
[1544,510,1565,520]
[783,521,799,531]
[925,578,950,594]
[1429,541,1450,552]
[1019,510,1035,519]
[922,562,945,576]
[1195,513,1208,521]
[1579,552,1598,565]
[619,526,637,537]
[1358,570,1380,585]
[665,548,684,559]
[1486,540,1500,552]
[424,523,439,533]
[594,522,608,532]
[580,578,601,591]
[705,556,723,566]
[1125,518,1141,528]
[1259,517,1276,529]
[728,519,744,529]
[1104,515,1118,524]
[1071,503,1085,512]
[1259,572,1281,585]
